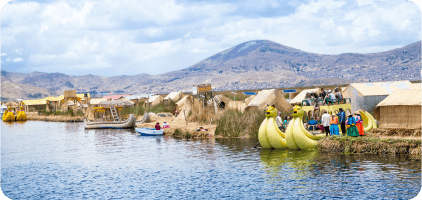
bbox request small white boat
[135,127,164,136]
[0,105,7,118]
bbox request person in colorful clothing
[155,122,161,130]
[162,122,170,128]
[330,114,340,136]
[346,114,359,137]
[337,108,346,136]
[354,111,364,136]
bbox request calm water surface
[1,121,421,199]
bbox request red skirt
[356,123,364,136]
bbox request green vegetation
[122,105,146,116]
[223,93,248,101]
[317,135,421,155]
[39,109,79,117]
[148,101,176,113]
[215,108,265,138]
[173,128,192,138]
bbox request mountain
[1,40,420,100]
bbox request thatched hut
[373,89,421,129]
[144,95,164,107]
[342,80,418,113]
[214,95,232,109]
[175,96,193,120]
[5,101,18,108]
[164,92,183,102]
[246,89,292,113]
[289,88,318,105]
[22,99,47,112]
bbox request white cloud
[1,53,7,56]
[1,0,420,76]
[15,48,22,54]
[13,58,23,62]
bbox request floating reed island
[317,132,421,155]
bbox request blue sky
[1,0,421,76]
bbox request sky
[1,0,421,76]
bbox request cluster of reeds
[188,104,216,124]
[173,128,192,138]
[223,93,248,101]
[148,100,176,114]
[215,108,265,138]
[122,105,146,116]
[317,136,421,155]
[39,108,83,117]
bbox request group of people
[155,122,170,130]
[276,113,292,131]
[318,108,364,137]
[304,87,343,106]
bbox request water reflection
[1,121,421,199]
[260,149,318,180]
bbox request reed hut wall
[227,101,246,113]
[378,105,421,129]
[244,95,255,105]
[64,90,77,99]
[342,86,388,114]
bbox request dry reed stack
[372,89,421,136]
[246,89,292,113]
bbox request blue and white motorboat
[135,127,164,136]
[0,105,7,118]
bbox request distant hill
[1,40,420,100]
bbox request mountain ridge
[1,40,420,100]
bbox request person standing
[321,110,331,136]
[346,114,359,137]
[276,112,283,130]
[330,114,340,136]
[354,111,364,136]
[337,108,346,136]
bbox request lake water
[1,121,421,199]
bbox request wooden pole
[183,109,187,125]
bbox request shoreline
[21,115,421,155]
[26,114,84,122]
[317,133,421,155]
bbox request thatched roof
[145,95,164,107]
[376,89,421,107]
[90,98,108,105]
[164,92,183,101]
[22,100,46,106]
[99,99,134,106]
[5,101,19,107]
[246,89,292,113]
[290,88,318,104]
[344,80,417,97]
[216,95,232,104]
[244,95,255,105]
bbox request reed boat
[84,114,135,129]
